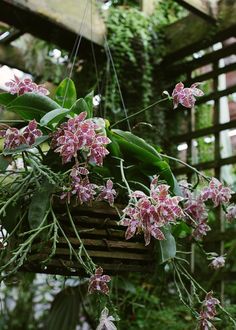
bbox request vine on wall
[104,0,187,143]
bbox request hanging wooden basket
[21,203,155,276]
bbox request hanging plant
[0,77,235,329]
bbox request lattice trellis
[162,36,236,300]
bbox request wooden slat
[157,62,236,91]
[162,0,236,60]
[29,248,153,261]
[59,215,120,228]
[58,237,148,251]
[22,259,153,275]
[0,44,29,73]
[0,0,105,53]
[55,201,122,217]
[140,0,156,15]
[174,156,236,175]
[204,229,236,242]
[0,29,22,43]
[213,61,220,178]
[173,119,236,143]
[174,0,216,21]
[62,226,126,239]
[0,0,235,63]
[197,85,236,105]
[20,204,154,276]
[33,237,148,251]
[162,42,236,78]
[187,62,236,85]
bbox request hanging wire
[90,2,101,95]
[62,0,90,107]
[61,0,131,130]
[90,0,131,130]
[103,34,131,131]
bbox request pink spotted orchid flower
[200,178,233,207]
[96,307,117,330]
[226,204,236,222]
[5,75,49,96]
[172,82,204,109]
[199,292,220,330]
[52,112,111,165]
[97,179,117,206]
[121,176,183,246]
[1,120,42,149]
[209,256,225,270]
[88,267,111,295]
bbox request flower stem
[159,153,210,181]
[66,203,96,274]
[119,159,132,196]
[111,97,169,128]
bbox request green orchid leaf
[28,179,54,229]
[3,136,49,155]
[159,228,176,264]
[110,129,181,191]
[40,108,70,127]
[111,130,172,182]
[111,130,159,165]
[0,154,10,171]
[106,129,121,158]
[70,98,89,116]
[172,222,191,238]
[84,90,94,118]
[6,93,60,121]
[171,174,182,196]
[46,286,84,330]
[0,93,17,106]
[1,202,21,234]
[112,129,162,159]
[54,78,77,109]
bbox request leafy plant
[0,76,235,330]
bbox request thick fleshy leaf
[6,93,60,121]
[40,108,70,127]
[54,78,77,109]
[106,129,121,158]
[171,175,183,196]
[46,286,84,330]
[0,93,17,106]
[3,135,49,155]
[114,277,136,294]
[159,228,176,264]
[70,98,89,116]
[0,154,10,171]
[111,129,177,189]
[112,129,162,160]
[28,179,54,229]
[172,222,191,238]
[84,90,94,118]
[1,201,21,233]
